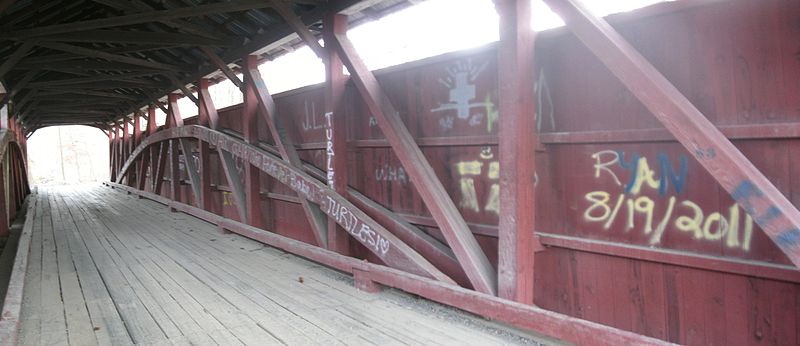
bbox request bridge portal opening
[27,126,109,186]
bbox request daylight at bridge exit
[0,0,798,345]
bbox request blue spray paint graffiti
[615,151,688,196]
[731,180,800,247]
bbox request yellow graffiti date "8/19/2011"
[584,191,753,251]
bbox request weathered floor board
[17,184,547,345]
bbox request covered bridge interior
[0,0,799,345]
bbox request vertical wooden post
[238,75,266,228]
[8,155,16,216]
[122,116,130,184]
[128,119,135,160]
[132,111,142,187]
[109,126,116,182]
[115,122,122,179]
[13,150,22,207]
[146,105,157,134]
[196,82,214,212]
[323,13,350,255]
[168,93,183,202]
[133,112,141,146]
[136,111,148,191]
[0,160,8,237]
[0,95,7,129]
[146,106,157,191]
[12,150,20,211]
[495,0,538,304]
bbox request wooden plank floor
[17,185,548,345]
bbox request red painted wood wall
[144,0,800,343]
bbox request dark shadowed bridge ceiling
[0,0,412,133]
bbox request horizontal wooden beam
[28,74,156,87]
[538,232,800,285]
[539,123,800,143]
[28,108,113,115]
[36,42,182,71]
[37,84,159,92]
[36,90,139,100]
[36,98,123,105]
[21,30,237,46]
[87,0,229,41]
[2,0,275,38]
[14,59,169,72]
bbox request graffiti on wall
[324,112,335,186]
[324,195,390,255]
[535,69,555,132]
[431,60,498,133]
[732,180,800,248]
[453,147,539,217]
[222,191,236,206]
[301,99,325,131]
[235,156,246,176]
[374,163,408,184]
[455,147,500,215]
[583,150,753,251]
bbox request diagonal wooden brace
[167,94,183,201]
[218,148,248,222]
[272,2,327,60]
[151,142,169,194]
[331,33,497,295]
[242,55,329,248]
[543,0,800,267]
[132,112,142,187]
[199,47,243,91]
[196,79,216,211]
[179,139,201,205]
[122,117,130,184]
[136,147,150,191]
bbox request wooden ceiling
[0,0,409,133]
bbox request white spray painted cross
[431,59,497,133]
